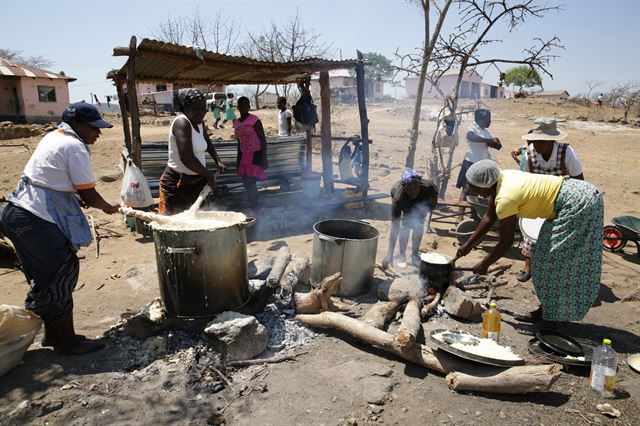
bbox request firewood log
[420,291,442,318]
[446,365,562,394]
[362,300,405,330]
[266,246,291,286]
[280,253,311,293]
[295,312,561,395]
[394,299,421,348]
[294,272,342,314]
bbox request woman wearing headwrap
[381,168,438,269]
[455,160,603,325]
[159,88,226,215]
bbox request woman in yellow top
[455,160,604,324]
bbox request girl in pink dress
[234,97,268,207]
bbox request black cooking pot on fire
[418,252,474,290]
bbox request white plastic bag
[120,159,154,208]
[0,305,42,377]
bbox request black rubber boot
[41,320,87,347]
[40,321,60,347]
[53,314,104,356]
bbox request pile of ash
[256,304,317,352]
[108,324,226,394]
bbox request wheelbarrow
[603,215,640,256]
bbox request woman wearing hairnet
[455,160,603,325]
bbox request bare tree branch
[149,8,240,54]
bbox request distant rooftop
[0,59,75,81]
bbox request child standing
[455,109,501,215]
[234,97,268,208]
[222,93,236,128]
[211,98,223,129]
[277,96,293,136]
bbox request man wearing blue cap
[381,169,438,269]
[2,101,119,355]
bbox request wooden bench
[136,135,308,197]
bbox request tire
[603,226,626,252]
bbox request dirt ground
[1,97,639,425]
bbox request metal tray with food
[429,329,525,367]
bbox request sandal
[515,271,531,282]
[513,307,543,323]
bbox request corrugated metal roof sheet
[0,59,76,81]
[109,38,359,84]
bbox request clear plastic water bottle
[481,302,501,342]
[590,338,617,397]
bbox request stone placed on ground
[443,286,483,321]
[204,311,268,361]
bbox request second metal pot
[311,219,379,296]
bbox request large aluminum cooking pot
[152,215,253,318]
[311,219,379,296]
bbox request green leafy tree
[350,52,395,83]
[503,65,542,93]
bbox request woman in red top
[234,96,268,207]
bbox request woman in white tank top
[158,89,226,215]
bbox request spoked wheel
[603,226,626,252]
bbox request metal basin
[311,219,379,296]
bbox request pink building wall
[0,77,70,123]
[0,79,22,119]
[137,82,174,105]
[19,77,70,122]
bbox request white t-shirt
[523,143,583,176]
[9,123,96,223]
[167,115,208,175]
[278,109,293,136]
[464,122,493,163]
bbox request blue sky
[1,0,639,102]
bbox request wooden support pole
[305,128,313,172]
[355,51,370,196]
[126,35,142,168]
[115,78,132,154]
[319,71,333,193]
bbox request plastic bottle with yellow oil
[590,338,618,398]
[481,302,501,342]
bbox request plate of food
[628,353,640,374]
[430,329,524,367]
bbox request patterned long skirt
[531,179,604,321]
